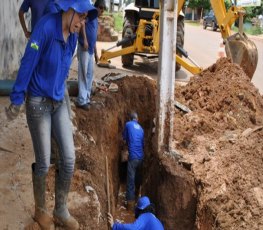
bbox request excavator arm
[98,0,258,79]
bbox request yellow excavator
[98,0,258,79]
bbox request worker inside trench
[73,76,198,228]
[107,109,198,229]
[109,110,157,223]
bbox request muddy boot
[53,173,79,230]
[32,163,53,230]
[126,200,135,211]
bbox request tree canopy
[187,0,262,18]
[187,0,210,10]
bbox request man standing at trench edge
[123,111,144,210]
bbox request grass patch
[232,25,263,35]
[103,12,123,32]
[185,20,201,26]
[112,12,124,32]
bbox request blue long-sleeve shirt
[78,17,98,55]
[123,120,144,160]
[113,213,164,230]
[10,13,77,105]
[20,0,51,31]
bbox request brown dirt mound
[173,58,263,229]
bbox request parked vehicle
[203,10,218,31]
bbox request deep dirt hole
[70,76,199,229]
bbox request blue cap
[55,0,98,20]
[136,196,151,210]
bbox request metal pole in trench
[105,156,111,230]
[156,0,178,152]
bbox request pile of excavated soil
[173,58,263,229]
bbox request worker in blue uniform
[19,0,51,39]
[123,111,144,210]
[108,196,164,230]
[6,0,97,229]
[76,0,105,110]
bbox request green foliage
[112,12,124,32]
[187,0,210,10]
[232,24,263,35]
[252,0,263,15]
[224,0,232,10]
[244,0,263,20]
[103,12,123,32]
[185,21,201,26]
[187,0,232,10]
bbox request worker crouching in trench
[108,196,164,229]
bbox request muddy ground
[1,57,263,230]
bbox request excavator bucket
[225,32,258,80]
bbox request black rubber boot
[32,163,53,229]
[53,171,79,230]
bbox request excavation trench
[71,75,199,229]
[45,59,263,229]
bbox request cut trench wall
[74,76,200,229]
[144,152,198,230]
[0,0,27,79]
[74,76,157,228]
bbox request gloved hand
[5,104,23,121]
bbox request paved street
[93,23,262,94]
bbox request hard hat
[55,0,98,20]
[136,196,151,210]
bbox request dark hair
[130,111,138,120]
[94,0,106,8]
[135,204,156,219]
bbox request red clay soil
[44,58,262,229]
[173,58,263,229]
[56,76,156,229]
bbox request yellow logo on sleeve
[30,42,39,51]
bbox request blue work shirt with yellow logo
[123,120,144,161]
[10,12,77,105]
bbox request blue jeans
[26,96,75,180]
[126,159,143,201]
[77,44,94,105]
